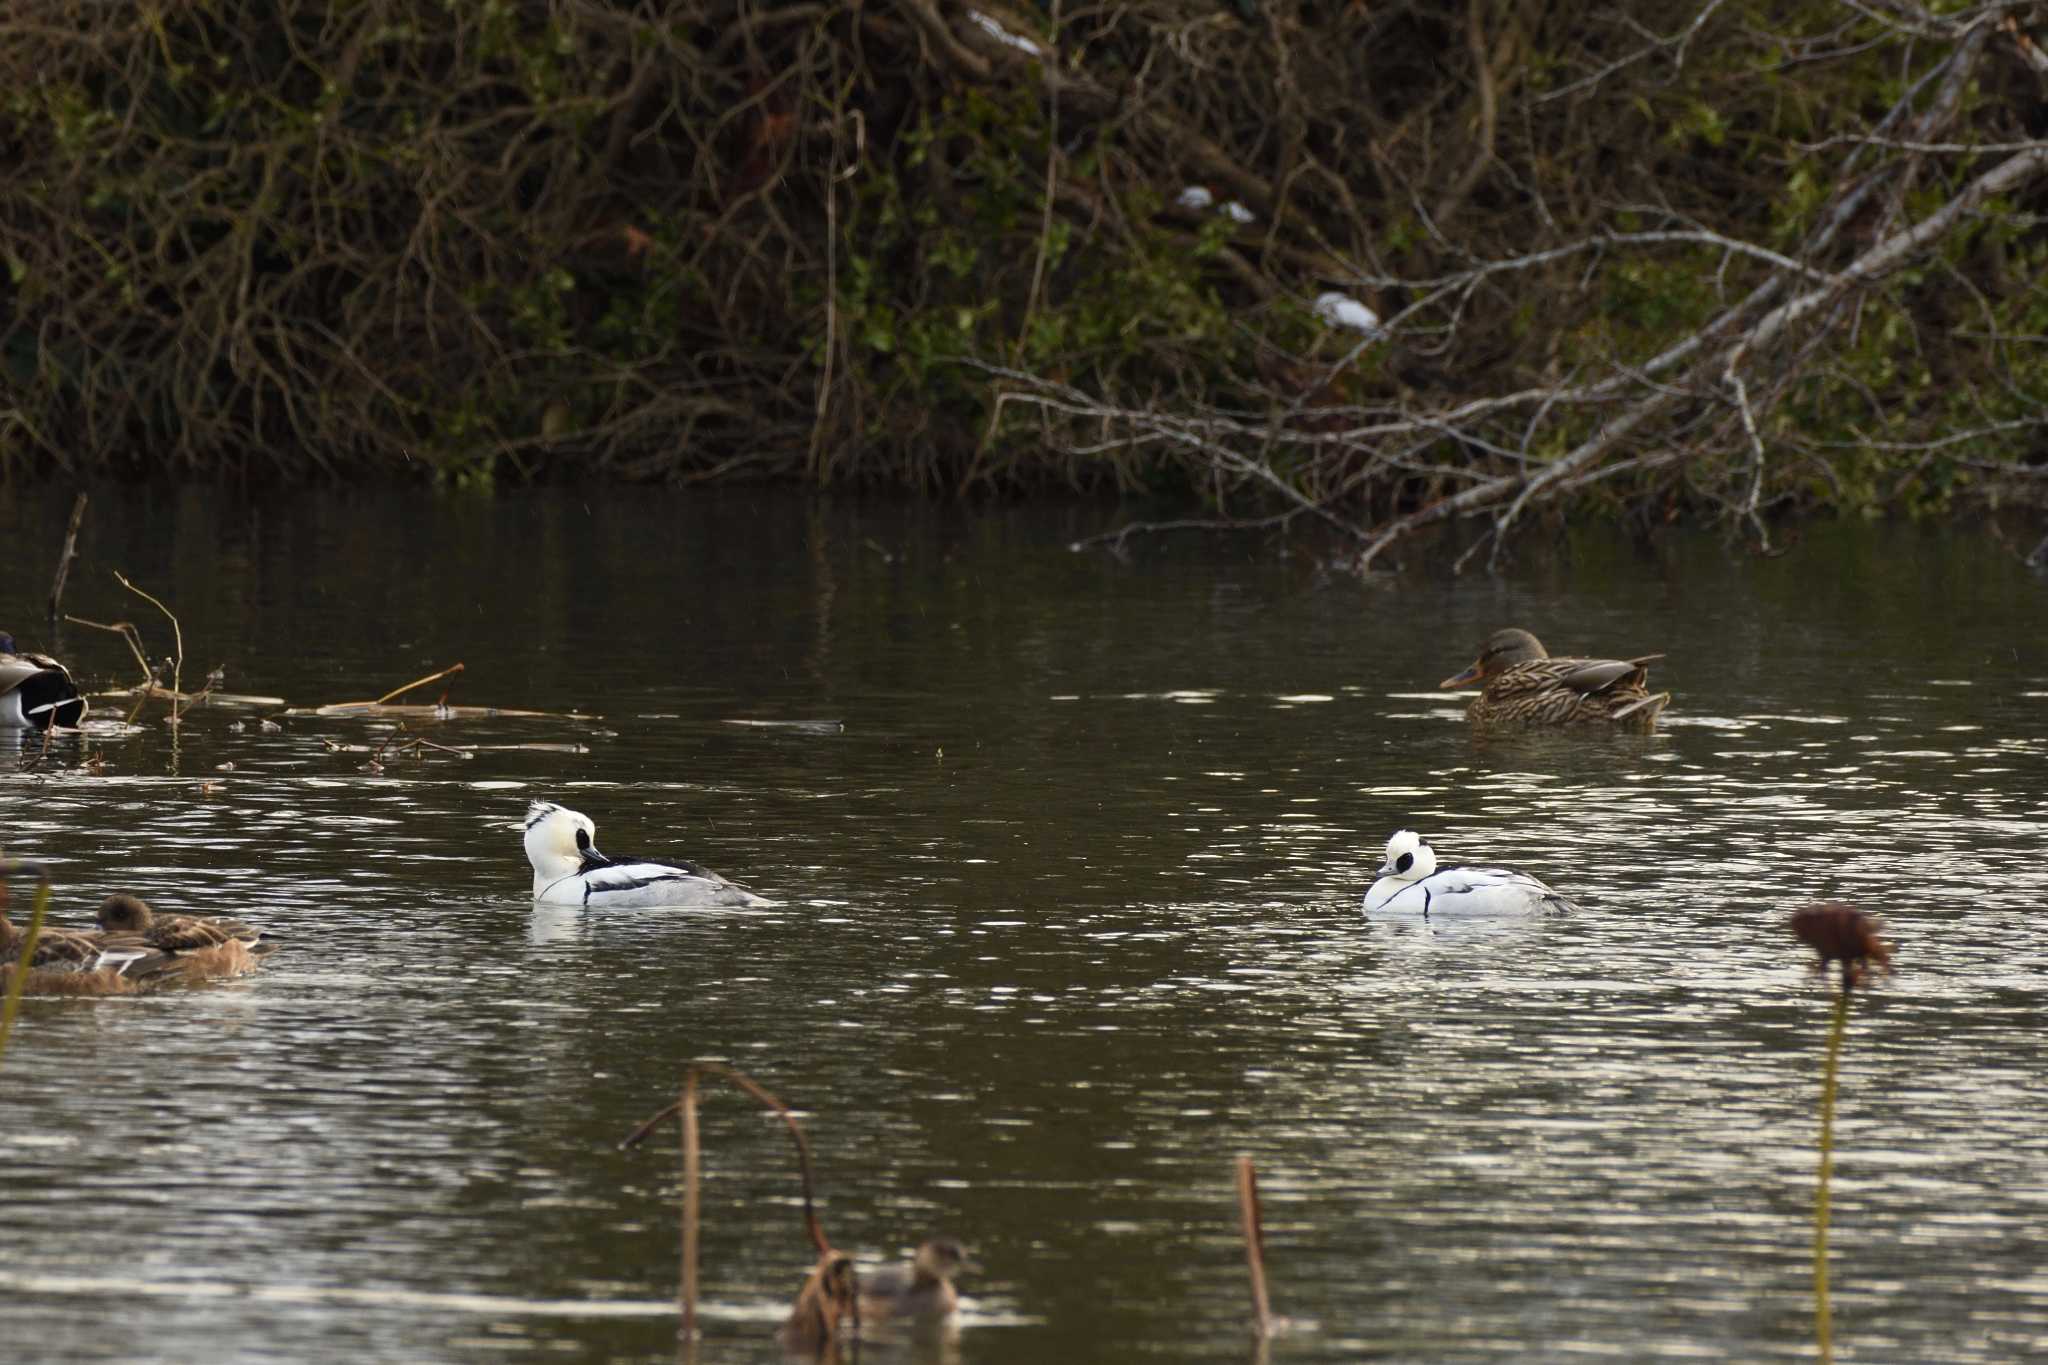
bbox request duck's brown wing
[148,914,265,952]
[1554,654,1663,696]
[26,928,177,979]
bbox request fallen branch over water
[289,662,599,722]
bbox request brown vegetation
[2,3,2045,561]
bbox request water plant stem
[1814,983,1851,1363]
[0,875,55,1071]
[1236,1155,1275,1339]
[681,1067,700,1340]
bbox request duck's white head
[524,801,600,889]
[1375,829,1437,883]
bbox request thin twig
[111,572,183,709]
[373,663,465,706]
[65,616,152,685]
[47,493,86,622]
[1236,1155,1276,1339]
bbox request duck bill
[1440,662,1482,689]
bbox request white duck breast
[1363,829,1571,917]
[523,801,772,908]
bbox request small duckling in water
[858,1238,979,1327]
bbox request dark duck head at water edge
[1440,627,1670,729]
[0,632,87,730]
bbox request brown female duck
[1442,627,1670,729]
[95,893,275,982]
[0,912,176,996]
[857,1238,979,1327]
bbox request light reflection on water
[2,488,2046,1363]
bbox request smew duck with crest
[523,801,772,908]
[1363,829,1573,917]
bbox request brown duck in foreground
[95,893,276,983]
[0,912,175,996]
[1441,627,1670,729]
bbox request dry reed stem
[682,1068,700,1338]
[372,662,466,706]
[0,863,56,1071]
[65,616,154,686]
[1236,1155,1276,1339]
[1813,985,1850,1364]
[620,1063,838,1344]
[47,493,86,621]
[112,572,182,710]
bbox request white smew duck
[523,800,771,908]
[0,633,87,730]
[1363,829,1572,917]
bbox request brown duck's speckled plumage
[0,911,178,995]
[1442,627,1670,730]
[94,894,275,983]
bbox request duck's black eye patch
[1395,852,1414,873]
[575,828,591,851]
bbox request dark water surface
[2,487,2045,1363]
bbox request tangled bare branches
[977,2,2048,567]
[0,0,2043,560]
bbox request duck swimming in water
[523,800,771,908]
[0,911,175,995]
[0,633,87,730]
[858,1238,979,1327]
[1441,627,1669,729]
[95,893,276,982]
[1363,830,1573,917]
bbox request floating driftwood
[620,1063,843,1349]
[294,701,598,721]
[320,737,589,758]
[722,719,846,735]
[286,662,600,722]
[97,685,288,709]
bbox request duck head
[1442,627,1549,688]
[1375,829,1438,884]
[913,1237,980,1286]
[524,801,602,887]
[96,893,156,933]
